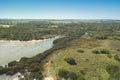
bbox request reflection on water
[0,36,59,66]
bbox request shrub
[16,63,26,70]
[6,70,15,75]
[20,57,29,62]
[68,72,77,80]
[77,75,86,80]
[95,36,108,40]
[114,72,120,79]
[92,49,110,54]
[58,69,85,80]
[0,68,11,74]
[0,66,3,69]
[58,69,69,79]
[117,48,120,51]
[107,54,112,58]
[92,50,100,54]
[29,63,40,72]
[114,55,120,61]
[77,49,84,53]
[8,61,18,67]
[106,65,120,79]
[80,70,86,75]
[29,71,43,80]
[106,65,119,74]
[0,66,4,74]
[100,49,110,54]
[64,57,77,65]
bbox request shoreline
[0,35,61,42]
[0,39,51,45]
[0,36,60,66]
[0,39,45,43]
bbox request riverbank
[0,39,48,45]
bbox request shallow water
[0,36,59,66]
[0,74,19,80]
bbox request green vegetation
[92,49,110,54]
[106,65,120,79]
[101,49,110,54]
[92,50,100,54]
[77,49,84,53]
[58,69,85,80]
[114,54,120,61]
[107,54,112,58]
[42,36,120,80]
[0,20,120,80]
[0,19,120,41]
[64,57,77,65]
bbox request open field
[43,36,120,80]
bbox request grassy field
[43,35,120,80]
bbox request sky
[0,0,120,19]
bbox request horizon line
[0,18,120,20]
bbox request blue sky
[0,0,120,19]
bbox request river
[0,36,59,66]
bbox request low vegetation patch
[114,54,120,61]
[92,50,100,54]
[107,54,112,58]
[58,69,85,80]
[106,65,120,79]
[77,49,84,53]
[94,35,108,40]
[100,49,110,54]
[92,49,110,54]
[64,57,77,65]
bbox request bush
[107,54,112,58]
[80,70,86,75]
[106,65,119,74]
[92,49,110,54]
[29,63,40,72]
[77,49,84,53]
[58,69,69,79]
[114,72,120,79]
[68,72,77,80]
[92,50,100,54]
[77,75,86,80]
[0,68,11,74]
[58,69,85,80]
[100,49,110,54]
[106,65,120,79]
[20,57,29,62]
[114,55,120,61]
[6,70,15,75]
[29,71,43,80]
[0,66,3,69]
[117,48,120,51]
[64,57,77,65]
[8,61,18,67]
[95,36,108,40]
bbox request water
[0,36,59,66]
[0,74,20,80]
